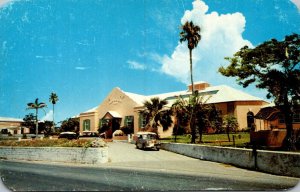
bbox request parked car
[58,132,78,140]
[135,132,160,151]
[79,131,100,139]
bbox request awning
[255,107,280,120]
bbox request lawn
[0,138,107,148]
[160,132,250,148]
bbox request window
[124,116,134,128]
[139,114,147,129]
[83,119,90,131]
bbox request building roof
[0,117,23,122]
[81,106,97,114]
[129,84,265,107]
[82,82,266,113]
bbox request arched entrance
[247,111,255,129]
[100,111,122,138]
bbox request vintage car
[58,132,78,140]
[79,131,100,138]
[135,132,160,151]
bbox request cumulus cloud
[41,110,53,121]
[0,0,11,7]
[127,60,146,70]
[291,0,300,12]
[159,0,253,84]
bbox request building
[254,103,300,131]
[0,117,29,134]
[79,82,268,138]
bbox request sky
[0,0,300,124]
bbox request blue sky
[0,0,299,124]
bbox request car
[135,132,160,151]
[58,132,78,139]
[79,131,100,139]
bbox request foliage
[26,98,47,135]
[223,115,239,142]
[180,21,201,93]
[39,121,54,137]
[49,92,59,127]
[0,138,107,148]
[60,118,79,133]
[22,113,36,133]
[219,33,300,150]
[172,91,211,143]
[120,126,134,135]
[140,97,172,132]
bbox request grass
[160,132,250,148]
[0,138,107,148]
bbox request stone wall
[0,147,108,164]
[161,143,300,178]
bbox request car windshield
[147,134,157,139]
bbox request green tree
[141,97,172,133]
[180,21,201,94]
[223,115,239,142]
[26,98,47,136]
[49,92,59,129]
[172,92,210,143]
[60,118,80,133]
[22,113,36,134]
[219,33,300,150]
[38,121,53,137]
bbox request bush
[0,138,107,148]
[22,134,27,139]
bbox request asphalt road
[0,142,299,191]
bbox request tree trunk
[35,109,38,136]
[52,104,55,131]
[199,127,203,143]
[189,49,194,94]
[226,126,231,142]
[190,118,196,144]
[281,98,295,151]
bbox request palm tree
[172,92,210,143]
[141,97,171,132]
[49,92,59,129]
[180,21,201,94]
[27,98,47,136]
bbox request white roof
[125,84,265,108]
[0,117,23,122]
[107,111,122,118]
[81,106,97,114]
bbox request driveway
[105,141,299,188]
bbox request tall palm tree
[49,92,59,128]
[27,98,47,136]
[141,97,171,132]
[180,21,201,94]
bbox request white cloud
[75,66,87,70]
[127,60,146,70]
[0,0,11,8]
[158,0,253,85]
[291,0,300,12]
[41,110,53,121]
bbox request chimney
[188,81,210,91]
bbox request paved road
[0,142,299,191]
